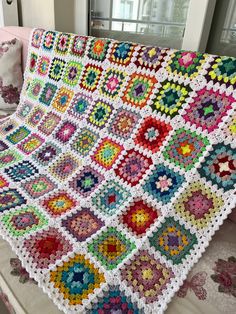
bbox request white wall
[20,0,55,29]
[74,0,88,35]
[19,0,88,34]
[0,0,4,27]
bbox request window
[90,0,190,48]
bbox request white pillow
[0,38,23,118]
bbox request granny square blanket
[0,29,235,313]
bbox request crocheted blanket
[0,29,235,313]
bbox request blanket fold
[0,28,235,314]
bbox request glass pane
[91,0,110,18]
[206,0,236,57]
[123,22,137,32]
[90,0,190,49]
[112,21,123,31]
[139,0,189,23]
[112,0,139,20]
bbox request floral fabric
[0,39,23,119]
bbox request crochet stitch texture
[0,28,235,313]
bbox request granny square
[88,100,113,129]
[62,208,104,241]
[92,138,123,170]
[0,149,22,169]
[41,190,76,217]
[33,142,61,167]
[92,180,131,216]
[152,80,191,117]
[120,249,174,303]
[114,149,152,186]
[54,121,77,144]
[71,35,87,57]
[22,175,56,199]
[23,227,73,269]
[55,33,71,55]
[100,68,126,100]
[198,143,236,191]
[167,51,207,79]
[52,87,74,113]
[49,58,65,82]
[38,112,61,136]
[27,107,45,127]
[135,46,168,71]
[88,38,110,61]
[49,153,79,181]
[88,227,136,270]
[143,163,185,204]
[5,161,38,182]
[80,64,102,92]
[134,116,172,153]
[17,134,44,155]
[183,88,234,133]
[0,189,26,213]
[0,206,48,237]
[108,108,140,140]
[206,56,236,87]
[71,127,98,156]
[149,217,197,264]
[69,166,104,197]
[174,181,224,229]
[122,73,157,108]
[39,83,57,106]
[49,254,105,305]
[121,198,159,236]
[42,31,56,51]
[88,285,143,313]
[63,61,83,87]
[68,92,92,118]
[109,42,135,65]
[163,128,209,170]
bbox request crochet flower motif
[155,175,173,192]
[211,256,236,297]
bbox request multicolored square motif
[1,206,48,237]
[163,128,209,170]
[62,208,104,241]
[134,117,172,153]
[92,138,123,170]
[49,254,105,305]
[143,163,185,204]
[114,149,152,186]
[42,191,76,217]
[88,227,136,270]
[71,128,98,156]
[122,73,157,108]
[121,198,159,236]
[149,217,197,264]
[69,166,104,197]
[174,181,224,228]
[120,249,174,303]
[23,227,72,269]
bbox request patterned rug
[0,29,235,313]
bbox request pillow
[0,38,23,118]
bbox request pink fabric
[0,26,32,71]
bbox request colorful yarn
[0,28,234,314]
